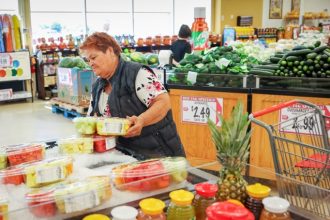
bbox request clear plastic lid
[0,197,8,205]
[25,187,55,203]
[24,156,74,187]
[73,117,97,135]
[262,196,290,214]
[6,143,44,155]
[54,176,111,214]
[96,117,131,136]
[111,205,138,220]
[58,137,94,154]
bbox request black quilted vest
[90,58,185,160]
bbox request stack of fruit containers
[72,117,131,153]
[111,157,188,192]
[25,176,112,218]
[0,156,73,187]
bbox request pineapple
[208,101,251,203]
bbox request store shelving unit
[36,48,79,100]
[0,51,33,102]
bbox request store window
[30,0,84,46]
[86,0,132,35]
[133,0,173,38]
[29,0,211,47]
[0,0,18,14]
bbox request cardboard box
[57,67,95,106]
[44,75,56,87]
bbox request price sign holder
[181,96,223,125]
[279,104,330,135]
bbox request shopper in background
[80,32,185,160]
[171,24,192,64]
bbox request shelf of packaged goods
[0,91,32,102]
[257,35,277,38]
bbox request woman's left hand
[124,115,145,138]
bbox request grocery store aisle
[0,100,76,146]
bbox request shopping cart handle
[251,100,298,118]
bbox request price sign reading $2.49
[181,96,223,125]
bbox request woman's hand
[124,115,145,138]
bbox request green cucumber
[306,52,317,60]
[253,64,279,70]
[270,56,281,64]
[249,69,274,76]
[314,46,329,53]
[292,45,307,51]
[284,49,313,58]
[286,56,299,62]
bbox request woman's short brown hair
[80,32,122,56]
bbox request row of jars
[83,182,291,220]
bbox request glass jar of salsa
[260,197,291,220]
[193,182,218,220]
[137,198,166,220]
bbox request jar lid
[262,196,290,213]
[227,199,244,207]
[246,183,271,198]
[111,205,138,220]
[194,7,206,18]
[206,202,254,220]
[83,214,111,220]
[139,198,165,215]
[169,190,194,206]
[195,182,218,198]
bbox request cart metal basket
[249,99,330,219]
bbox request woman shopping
[80,32,185,160]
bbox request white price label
[36,166,64,184]
[105,137,116,150]
[187,71,198,85]
[0,54,12,68]
[279,104,330,136]
[64,190,100,213]
[181,96,223,125]
[215,58,231,69]
[104,121,123,134]
[58,68,72,85]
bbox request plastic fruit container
[6,144,45,166]
[93,136,116,153]
[25,188,57,218]
[58,137,94,154]
[73,117,97,135]
[0,151,7,170]
[0,197,8,220]
[0,165,24,185]
[24,156,73,188]
[96,118,130,136]
[112,157,188,192]
[54,176,111,214]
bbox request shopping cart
[249,99,330,219]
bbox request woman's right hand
[124,115,145,138]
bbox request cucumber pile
[249,43,330,78]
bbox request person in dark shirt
[171,24,192,64]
